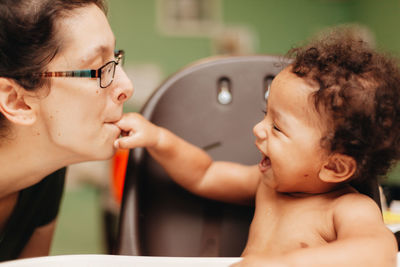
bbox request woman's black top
[0,168,66,261]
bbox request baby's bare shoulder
[330,191,384,232]
[332,191,380,213]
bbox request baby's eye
[272,124,281,132]
[261,109,267,116]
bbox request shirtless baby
[114,28,400,266]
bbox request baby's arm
[235,193,397,267]
[114,113,260,204]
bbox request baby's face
[253,67,331,194]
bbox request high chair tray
[1,253,400,266]
[0,254,241,267]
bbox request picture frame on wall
[156,0,222,37]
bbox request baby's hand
[114,113,161,149]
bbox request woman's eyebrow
[81,42,115,66]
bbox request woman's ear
[0,78,36,125]
[319,153,357,184]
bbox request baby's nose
[253,121,267,140]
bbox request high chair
[116,55,382,256]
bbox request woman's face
[34,4,133,163]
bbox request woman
[0,0,133,260]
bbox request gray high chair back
[116,55,382,256]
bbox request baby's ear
[319,153,356,184]
[0,78,36,125]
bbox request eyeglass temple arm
[67,69,99,78]
[40,69,99,78]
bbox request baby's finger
[114,135,142,149]
[115,113,143,130]
[114,119,134,132]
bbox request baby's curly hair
[288,26,400,184]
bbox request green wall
[352,0,400,55]
[108,0,400,75]
[222,0,356,55]
[108,0,211,77]
[108,0,358,77]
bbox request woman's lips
[259,155,271,172]
[120,130,130,137]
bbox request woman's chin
[85,142,118,161]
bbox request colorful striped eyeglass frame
[38,50,124,88]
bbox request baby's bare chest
[243,195,336,256]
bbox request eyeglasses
[38,50,124,88]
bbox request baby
[114,28,400,266]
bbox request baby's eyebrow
[269,107,281,120]
[270,108,289,128]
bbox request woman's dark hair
[0,0,106,134]
[288,26,400,184]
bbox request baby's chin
[260,174,279,189]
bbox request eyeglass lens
[100,61,116,88]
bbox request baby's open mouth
[259,155,271,172]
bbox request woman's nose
[113,66,134,104]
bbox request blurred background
[49,0,400,255]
